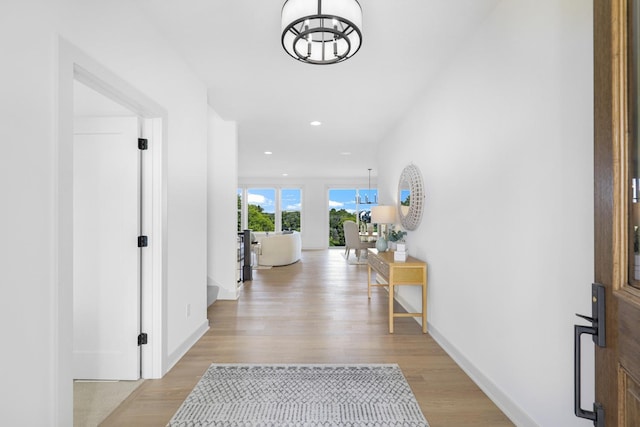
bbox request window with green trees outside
[328,188,378,246]
[238,188,302,233]
[281,188,301,231]
[247,188,276,232]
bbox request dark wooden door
[594,0,640,425]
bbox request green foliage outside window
[238,194,301,233]
[282,211,301,231]
[248,204,274,232]
[329,208,357,246]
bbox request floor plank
[101,249,513,426]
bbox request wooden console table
[367,249,427,333]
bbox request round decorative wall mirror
[397,164,425,230]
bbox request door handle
[573,283,605,427]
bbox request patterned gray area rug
[168,364,429,427]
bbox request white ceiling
[134,1,500,179]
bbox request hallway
[102,249,513,426]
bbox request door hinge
[574,283,605,427]
[138,138,148,150]
[138,235,148,247]
[138,333,148,346]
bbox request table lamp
[371,205,396,252]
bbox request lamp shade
[371,205,396,224]
[281,0,362,65]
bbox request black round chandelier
[281,0,363,65]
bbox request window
[328,188,378,246]
[247,188,276,232]
[242,187,302,233]
[281,188,301,231]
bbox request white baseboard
[166,319,209,373]
[427,324,538,427]
[390,295,537,427]
[207,283,219,307]
[208,276,239,300]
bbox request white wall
[208,108,239,300]
[0,1,209,424]
[238,177,378,250]
[376,1,593,426]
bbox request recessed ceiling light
[310,121,322,126]
[340,151,352,155]
[282,173,289,177]
[264,151,273,155]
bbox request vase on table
[376,236,388,252]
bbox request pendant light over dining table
[281,0,362,65]
[357,168,377,204]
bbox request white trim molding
[428,324,539,427]
[56,37,168,424]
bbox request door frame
[56,38,168,425]
[72,115,141,380]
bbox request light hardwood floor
[102,249,513,426]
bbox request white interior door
[73,116,141,380]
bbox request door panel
[619,294,640,426]
[73,117,140,380]
[619,297,640,378]
[594,0,640,425]
[621,369,640,426]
